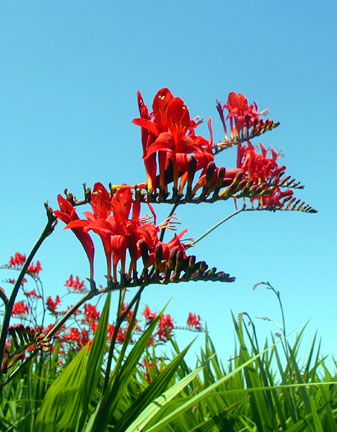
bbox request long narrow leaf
[146,338,282,432]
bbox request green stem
[0,206,56,379]
[46,291,96,339]
[0,288,97,387]
[159,203,179,242]
[191,206,245,246]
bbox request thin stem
[191,206,245,246]
[46,291,95,339]
[0,207,56,378]
[159,203,179,242]
[0,290,8,306]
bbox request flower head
[46,295,61,314]
[66,183,188,282]
[143,305,157,322]
[238,142,293,207]
[12,301,29,316]
[157,314,174,341]
[9,252,26,267]
[83,303,100,323]
[65,274,87,293]
[187,312,203,331]
[24,289,42,299]
[133,88,214,190]
[224,92,263,135]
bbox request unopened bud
[198,261,208,274]
[188,255,196,270]
[139,240,149,268]
[174,250,184,272]
[155,244,163,269]
[188,157,197,183]
[216,167,226,187]
[168,247,178,270]
[206,267,217,277]
[205,162,216,188]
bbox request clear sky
[1,1,336,362]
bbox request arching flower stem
[0,205,57,380]
[191,206,246,246]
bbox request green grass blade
[79,293,111,429]
[34,344,89,432]
[125,366,202,432]
[115,340,195,431]
[146,339,281,432]
[88,307,163,431]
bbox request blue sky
[1,1,336,361]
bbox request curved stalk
[0,206,57,379]
[159,203,179,242]
[191,206,245,246]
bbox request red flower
[132,89,173,190]
[237,142,293,207]
[66,183,189,282]
[63,327,81,342]
[143,305,157,322]
[107,324,115,339]
[46,295,61,313]
[27,260,42,277]
[12,301,29,316]
[83,303,100,323]
[157,314,174,341]
[8,278,27,286]
[24,289,42,299]
[223,92,263,135]
[7,253,42,278]
[8,252,26,267]
[63,327,89,348]
[65,274,86,293]
[141,360,160,384]
[54,195,95,279]
[133,89,214,190]
[187,312,203,331]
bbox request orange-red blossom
[64,183,188,282]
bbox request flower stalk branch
[0,205,57,379]
[191,206,246,246]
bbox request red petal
[132,117,159,136]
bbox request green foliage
[1,309,337,431]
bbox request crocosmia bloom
[46,295,61,314]
[54,195,95,279]
[12,301,29,316]
[9,252,26,267]
[224,92,263,135]
[65,183,188,282]
[133,88,214,191]
[238,142,293,207]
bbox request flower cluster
[143,305,203,342]
[46,295,61,314]
[55,183,188,282]
[52,88,315,292]
[11,301,29,316]
[237,142,293,207]
[133,88,214,191]
[65,275,87,293]
[7,252,42,278]
[8,295,203,354]
[2,251,205,366]
[130,89,311,212]
[222,91,265,136]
